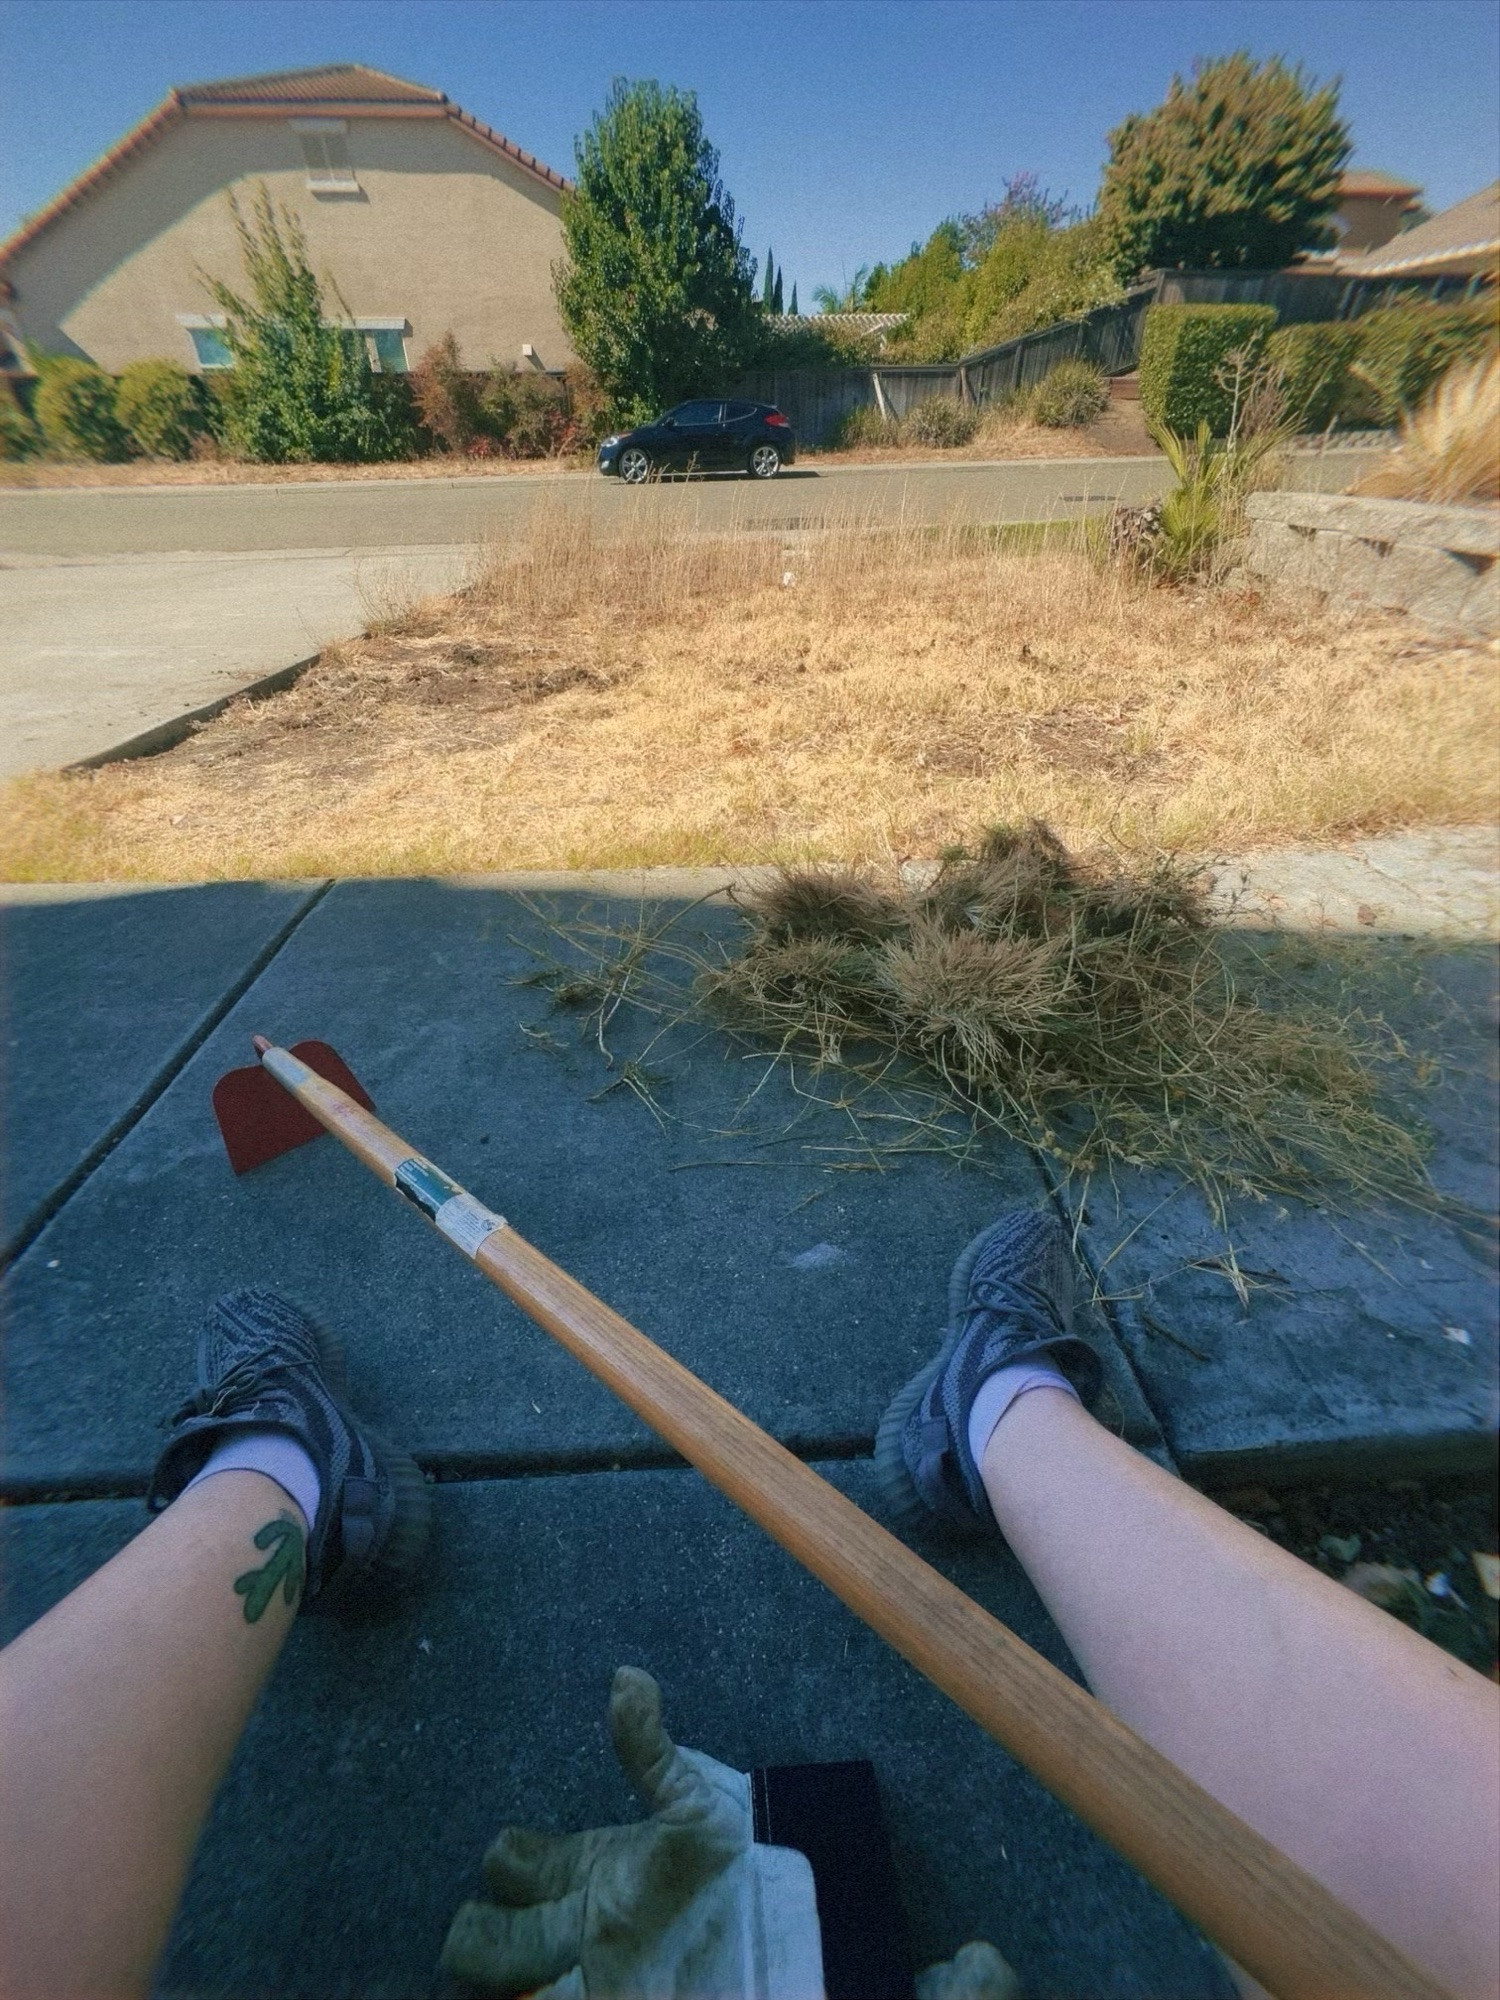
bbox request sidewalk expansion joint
[1,1436,876,1507]
[1,880,335,1271]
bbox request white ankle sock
[966,1360,1080,1471]
[184,1431,321,1531]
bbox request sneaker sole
[873,1215,1023,1537]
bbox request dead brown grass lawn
[2,505,1494,881]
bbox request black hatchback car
[597,399,795,482]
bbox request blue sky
[4,0,1498,296]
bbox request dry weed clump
[1,500,1495,881]
[1352,354,1500,507]
[523,824,1437,1216]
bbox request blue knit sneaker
[875,1209,1103,1536]
[147,1289,430,1617]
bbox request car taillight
[766,411,790,427]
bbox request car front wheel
[619,447,652,485]
[747,443,782,479]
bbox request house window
[178,315,232,369]
[289,118,357,191]
[363,328,408,373]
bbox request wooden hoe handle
[251,1040,1453,2000]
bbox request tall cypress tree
[764,247,777,307]
[772,266,784,314]
[556,80,759,418]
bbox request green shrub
[114,359,209,458]
[0,388,41,459]
[1345,302,1499,423]
[1264,322,1363,431]
[1138,304,1277,436]
[34,357,131,459]
[205,186,409,463]
[831,404,901,449]
[901,397,979,447]
[1027,359,1109,427]
[482,369,576,457]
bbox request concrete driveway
[0,542,471,776]
[0,448,1377,777]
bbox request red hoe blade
[212,1038,375,1175]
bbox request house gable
[1,66,577,374]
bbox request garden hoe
[211,1034,1452,2000]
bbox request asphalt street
[0,448,1378,776]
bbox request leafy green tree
[203,186,409,462]
[1098,52,1351,278]
[763,246,776,307]
[789,282,799,315]
[959,174,1079,265]
[555,80,759,420]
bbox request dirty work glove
[441,1666,824,1999]
[916,1940,1022,2000]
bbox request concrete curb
[65,653,321,771]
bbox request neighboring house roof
[1339,181,1500,277]
[773,313,910,333]
[1338,168,1423,200]
[0,63,571,271]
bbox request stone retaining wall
[1244,491,1499,637]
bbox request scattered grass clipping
[523,824,1441,1223]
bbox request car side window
[725,401,758,421]
[673,401,723,425]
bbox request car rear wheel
[747,443,782,479]
[619,447,652,485]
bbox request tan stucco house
[0,63,577,377]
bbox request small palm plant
[1144,348,1298,581]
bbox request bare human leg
[981,1387,1500,2000]
[0,1472,305,2000]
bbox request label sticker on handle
[434,1192,507,1257]
[394,1158,506,1256]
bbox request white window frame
[289,117,358,191]
[329,317,411,373]
[177,312,232,369]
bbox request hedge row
[1140,298,1499,437]
[1139,305,1277,435]
[2,349,605,464]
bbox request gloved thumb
[609,1666,676,1804]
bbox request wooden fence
[732,266,1492,446]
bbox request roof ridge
[176,62,447,104]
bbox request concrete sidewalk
[1,855,1492,1995]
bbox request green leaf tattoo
[234,1512,306,1623]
